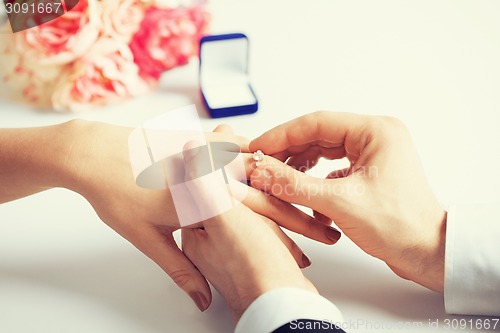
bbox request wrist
[225,270,317,322]
[390,210,447,293]
[53,119,94,193]
[0,120,87,200]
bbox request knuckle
[169,269,194,289]
[366,116,409,139]
[382,116,408,132]
[365,116,386,132]
[217,123,231,130]
[299,216,316,237]
[312,110,329,118]
[303,111,324,126]
[307,217,317,235]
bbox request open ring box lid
[199,33,259,118]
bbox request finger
[131,225,212,312]
[261,216,312,268]
[182,141,230,224]
[208,127,250,153]
[213,124,234,134]
[239,153,257,180]
[181,227,207,258]
[250,111,366,157]
[313,210,332,226]
[182,140,206,181]
[270,140,346,163]
[250,155,350,223]
[310,167,350,224]
[326,167,351,179]
[239,153,265,180]
[230,152,278,182]
[272,150,292,162]
[236,181,341,244]
[287,146,347,172]
[287,149,322,172]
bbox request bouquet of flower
[0,0,210,112]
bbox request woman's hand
[0,119,339,312]
[249,112,447,292]
[57,120,214,311]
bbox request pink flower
[0,24,69,108]
[101,0,145,43]
[129,4,210,80]
[151,0,198,8]
[14,0,100,65]
[51,37,149,112]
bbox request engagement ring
[253,150,265,167]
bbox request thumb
[250,156,347,219]
[182,140,207,182]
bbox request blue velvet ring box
[199,33,259,118]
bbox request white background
[1,0,500,332]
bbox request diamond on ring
[252,150,265,167]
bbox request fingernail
[190,292,209,312]
[302,253,312,267]
[326,228,341,243]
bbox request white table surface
[1,1,500,332]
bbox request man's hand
[249,112,447,292]
[181,135,317,321]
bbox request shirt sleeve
[235,288,344,333]
[445,203,500,316]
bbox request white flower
[0,25,68,107]
[101,0,144,43]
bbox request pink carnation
[52,37,148,112]
[129,4,210,80]
[14,0,100,65]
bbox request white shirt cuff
[445,203,500,316]
[235,288,344,333]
